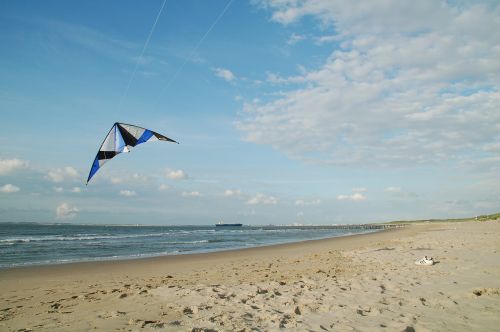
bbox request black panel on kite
[87,122,178,184]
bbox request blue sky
[1,0,499,225]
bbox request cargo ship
[215,220,243,227]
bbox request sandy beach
[1,220,499,331]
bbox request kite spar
[86,122,178,184]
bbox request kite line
[155,0,234,104]
[119,0,168,107]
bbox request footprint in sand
[97,311,127,319]
[190,328,217,332]
[134,319,166,328]
[473,288,500,296]
[182,306,198,315]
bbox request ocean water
[0,222,380,268]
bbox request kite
[86,122,178,184]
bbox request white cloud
[64,167,79,177]
[108,173,149,184]
[0,184,20,193]
[158,184,170,191]
[385,186,402,193]
[287,33,306,45]
[214,67,236,82]
[461,155,500,173]
[54,187,82,193]
[483,142,500,152]
[166,169,188,180]
[182,191,202,197]
[266,72,306,85]
[109,177,123,184]
[56,203,79,219]
[46,167,80,183]
[119,190,136,197]
[385,186,418,198]
[0,159,28,175]
[337,193,366,201]
[131,173,149,181]
[223,189,242,197]
[352,187,367,193]
[241,1,500,168]
[315,34,338,44]
[247,193,278,205]
[295,198,321,206]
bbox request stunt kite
[86,122,178,184]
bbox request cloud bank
[182,191,202,197]
[46,167,80,183]
[0,159,28,175]
[247,193,278,205]
[119,190,137,197]
[0,184,20,193]
[214,67,236,82]
[56,202,79,219]
[337,193,366,201]
[166,169,188,180]
[239,1,500,169]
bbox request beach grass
[383,211,500,224]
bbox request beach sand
[1,220,499,331]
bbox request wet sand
[1,220,499,331]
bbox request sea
[0,222,380,268]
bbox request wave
[0,226,380,268]
[162,240,210,245]
[0,227,352,245]
[0,250,182,268]
[0,232,188,244]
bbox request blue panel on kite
[137,129,154,145]
[87,158,100,183]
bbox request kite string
[155,0,234,104]
[119,0,168,107]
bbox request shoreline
[0,224,398,272]
[0,224,402,278]
[1,220,499,331]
